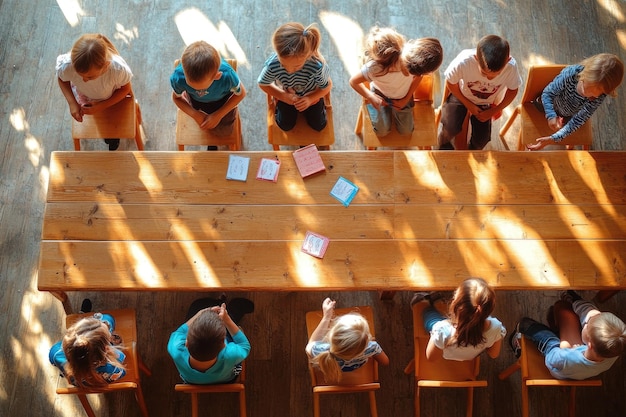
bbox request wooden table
[38,151,626,313]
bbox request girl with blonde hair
[258,22,332,132]
[56,33,134,150]
[305,298,389,383]
[49,314,126,388]
[528,53,624,150]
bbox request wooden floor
[1,1,625,416]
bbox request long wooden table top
[38,150,626,307]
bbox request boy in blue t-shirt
[170,41,246,141]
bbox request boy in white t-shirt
[438,35,522,150]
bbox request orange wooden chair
[54,309,151,417]
[499,65,593,150]
[355,73,438,150]
[498,334,601,417]
[404,301,487,417]
[266,92,335,150]
[175,362,247,417]
[305,306,380,417]
[71,88,144,150]
[175,58,243,151]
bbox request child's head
[181,41,222,90]
[448,277,496,347]
[584,312,626,358]
[364,26,405,73]
[578,53,624,98]
[476,35,510,77]
[62,317,121,387]
[272,22,323,73]
[186,309,226,361]
[402,37,444,76]
[71,34,119,81]
[312,313,371,383]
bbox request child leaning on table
[257,22,332,132]
[170,41,246,144]
[305,298,389,384]
[527,53,624,150]
[513,290,626,380]
[49,312,126,388]
[438,34,522,150]
[168,297,253,384]
[349,26,443,137]
[56,33,133,151]
[412,277,506,361]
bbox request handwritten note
[226,154,250,181]
[330,176,359,207]
[256,158,281,182]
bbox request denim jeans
[422,306,446,332]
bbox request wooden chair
[266,92,335,150]
[72,89,144,150]
[499,65,593,150]
[54,309,151,417]
[305,306,380,417]
[175,362,247,417]
[404,301,487,417]
[354,73,438,150]
[175,58,243,151]
[498,334,602,417]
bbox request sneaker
[104,139,120,151]
[410,292,429,306]
[79,298,92,314]
[439,142,454,150]
[509,328,522,358]
[560,290,582,304]
[227,298,254,324]
[207,145,218,151]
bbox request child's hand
[547,117,564,131]
[321,297,336,319]
[69,103,84,122]
[293,95,314,112]
[199,113,221,130]
[367,92,386,110]
[526,136,554,151]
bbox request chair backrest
[413,72,435,103]
[305,306,378,386]
[520,65,566,104]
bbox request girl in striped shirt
[258,22,332,132]
[528,53,623,150]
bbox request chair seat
[267,94,335,150]
[175,108,242,150]
[72,92,144,150]
[519,103,592,150]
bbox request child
[168,297,253,384]
[438,35,522,150]
[414,277,506,361]
[513,290,626,380]
[49,312,126,388]
[527,53,624,150]
[258,22,332,132]
[56,33,134,151]
[171,41,246,148]
[349,27,443,137]
[305,298,389,383]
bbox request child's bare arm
[217,303,241,336]
[349,72,384,109]
[305,298,335,356]
[425,335,443,360]
[390,75,423,110]
[486,338,503,358]
[259,83,293,104]
[83,83,132,114]
[57,78,83,122]
[374,350,390,366]
[294,79,333,112]
[172,91,209,128]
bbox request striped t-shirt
[541,65,605,141]
[257,53,330,96]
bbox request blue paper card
[330,176,359,207]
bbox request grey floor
[1,1,626,416]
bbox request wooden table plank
[395,151,626,205]
[43,202,626,241]
[47,151,396,204]
[42,203,396,240]
[38,240,626,291]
